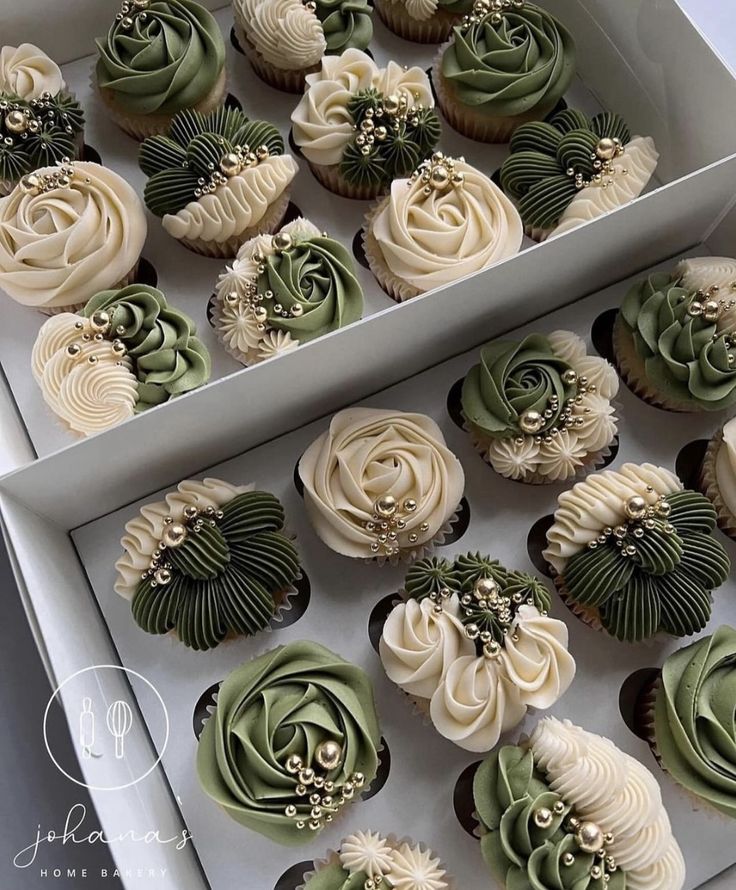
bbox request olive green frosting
[96,0,225,115]
[262,235,364,342]
[473,746,625,889]
[562,490,729,642]
[140,107,284,217]
[131,491,299,650]
[440,3,576,119]
[340,89,441,188]
[0,92,84,186]
[620,271,736,411]
[196,641,381,845]
[500,109,631,229]
[303,860,366,890]
[82,284,211,410]
[655,625,736,818]
[315,0,373,54]
[461,333,578,438]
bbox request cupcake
[374,0,473,43]
[363,153,523,301]
[0,161,146,313]
[500,109,659,242]
[300,831,454,890]
[380,552,575,752]
[614,256,736,413]
[196,640,381,843]
[645,625,736,818]
[543,463,730,642]
[0,44,85,195]
[140,107,298,258]
[701,414,736,539]
[433,1,576,143]
[114,477,300,649]
[291,49,439,199]
[460,330,619,484]
[212,217,364,364]
[31,284,210,436]
[95,0,226,140]
[473,716,686,889]
[233,0,373,93]
[299,407,465,562]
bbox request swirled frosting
[96,0,225,114]
[545,464,729,642]
[440,2,575,118]
[213,217,364,363]
[115,477,300,649]
[0,162,146,309]
[655,625,736,818]
[196,641,381,844]
[371,157,522,294]
[299,407,465,560]
[382,0,471,22]
[235,0,326,70]
[462,330,619,482]
[315,0,373,54]
[620,268,736,410]
[0,44,64,99]
[474,717,685,890]
[677,256,736,296]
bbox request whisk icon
[106,700,133,759]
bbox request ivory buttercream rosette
[472,716,686,889]
[363,153,523,301]
[380,552,575,752]
[460,330,620,484]
[298,407,465,563]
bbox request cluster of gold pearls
[19,159,76,196]
[116,0,150,30]
[586,490,673,558]
[140,504,224,588]
[566,137,626,191]
[192,142,270,199]
[515,371,597,444]
[64,310,128,366]
[461,576,533,657]
[532,803,617,881]
[686,283,736,326]
[462,0,524,29]
[410,152,465,195]
[364,495,425,557]
[354,90,427,160]
[1,92,70,142]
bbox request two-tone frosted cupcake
[380,553,575,751]
[363,153,523,301]
[433,1,576,143]
[291,49,439,199]
[233,0,373,93]
[115,477,300,649]
[298,407,465,563]
[96,0,227,140]
[614,256,736,412]
[460,331,619,483]
[140,107,298,258]
[473,716,686,889]
[197,641,382,843]
[544,463,730,642]
[701,413,736,539]
[500,109,659,241]
[212,217,364,364]
[0,161,146,313]
[375,0,473,43]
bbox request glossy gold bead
[576,821,604,854]
[314,739,343,771]
[66,343,82,358]
[429,165,450,189]
[162,523,188,549]
[595,137,617,161]
[272,232,293,252]
[375,494,397,517]
[219,152,242,177]
[533,807,553,829]
[5,109,29,133]
[519,409,544,433]
[624,495,647,520]
[154,568,171,586]
[474,577,498,600]
[90,310,111,333]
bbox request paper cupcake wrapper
[362,198,422,302]
[307,158,386,201]
[374,0,461,43]
[96,67,227,141]
[699,430,736,541]
[526,223,555,243]
[235,22,317,94]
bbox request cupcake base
[700,430,736,540]
[307,158,386,201]
[553,574,606,634]
[362,198,422,302]
[374,0,462,43]
[235,22,318,94]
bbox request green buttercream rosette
[619,271,736,411]
[196,641,381,845]
[82,284,211,409]
[303,859,365,890]
[96,0,225,115]
[654,625,736,818]
[316,0,373,54]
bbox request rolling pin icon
[79,697,95,760]
[106,700,133,760]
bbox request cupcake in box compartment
[140,106,297,258]
[701,413,736,539]
[374,0,473,44]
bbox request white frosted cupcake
[701,414,736,540]
[363,153,523,301]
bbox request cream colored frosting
[530,718,686,890]
[715,416,736,519]
[234,0,325,70]
[299,407,465,559]
[257,329,298,360]
[385,0,439,22]
[0,43,64,99]
[429,654,525,752]
[386,843,448,890]
[677,256,736,332]
[377,61,434,110]
[0,162,146,309]
[115,478,252,598]
[340,831,394,879]
[379,594,474,699]
[552,137,659,239]
[163,155,297,244]
[372,160,523,294]
[543,463,682,574]
[486,437,541,481]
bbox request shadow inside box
[274,861,314,890]
[591,307,618,363]
[619,667,661,742]
[675,438,709,490]
[527,514,554,577]
[454,760,482,838]
[368,591,403,653]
